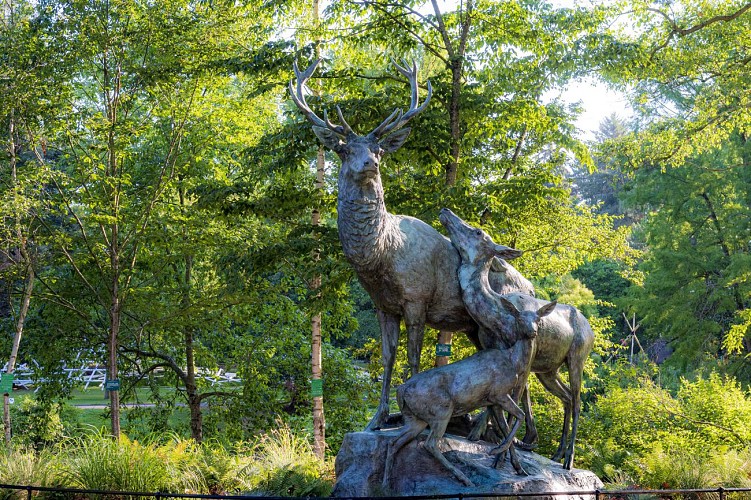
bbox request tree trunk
[182,248,202,442]
[431,0,472,366]
[109,270,121,438]
[4,108,27,444]
[445,57,462,186]
[310,0,326,460]
[434,330,452,367]
[435,59,464,367]
[3,107,35,444]
[311,144,326,459]
[188,393,203,443]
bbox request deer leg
[536,371,572,463]
[464,325,482,351]
[403,302,426,377]
[564,360,584,470]
[520,384,538,446]
[467,409,490,441]
[366,310,400,431]
[489,396,527,476]
[488,406,510,467]
[424,419,474,487]
[383,417,427,490]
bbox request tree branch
[661,404,747,446]
[121,346,187,382]
[648,3,751,57]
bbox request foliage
[576,365,751,489]
[621,134,751,372]
[0,428,334,497]
[9,399,66,449]
[638,439,751,493]
[246,426,334,497]
[601,0,751,167]
[0,446,61,495]
[59,432,177,494]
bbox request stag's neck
[337,177,396,271]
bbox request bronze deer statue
[440,208,595,469]
[290,60,533,432]
[382,223,555,487]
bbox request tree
[0,0,70,443]
[570,113,640,226]
[31,0,271,437]
[601,0,751,166]
[622,134,751,372]
[594,0,751,373]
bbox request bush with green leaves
[246,426,333,497]
[0,425,333,497]
[9,398,65,448]
[576,366,751,490]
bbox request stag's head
[439,208,523,265]
[289,59,432,184]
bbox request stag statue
[290,60,534,431]
[440,208,594,469]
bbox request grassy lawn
[7,384,232,435]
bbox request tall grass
[57,431,176,495]
[638,444,751,499]
[0,447,61,499]
[0,425,334,497]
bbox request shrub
[0,446,62,497]
[246,425,334,497]
[638,439,751,497]
[577,367,751,492]
[58,431,176,494]
[9,398,65,448]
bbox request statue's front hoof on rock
[332,430,603,499]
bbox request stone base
[332,430,603,499]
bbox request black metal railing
[1,484,751,500]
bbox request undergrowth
[0,425,333,497]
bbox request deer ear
[313,126,345,151]
[501,297,521,318]
[490,257,509,273]
[379,127,411,153]
[537,301,557,318]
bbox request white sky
[558,79,634,141]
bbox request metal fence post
[595,489,600,500]
[26,485,32,500]
[718,486,725,500]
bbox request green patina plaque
[436,343,452,357]
[104,379,121,391]
[311,378,323,398]
[0,373,13,394]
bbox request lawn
[6,384,225,435]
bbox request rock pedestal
[332,430,603,499]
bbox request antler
[370,59,433,139]
[289,59,354,137]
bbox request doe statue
[290,59,534,432]
[440,208,595,470]
[382,230,554,487]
